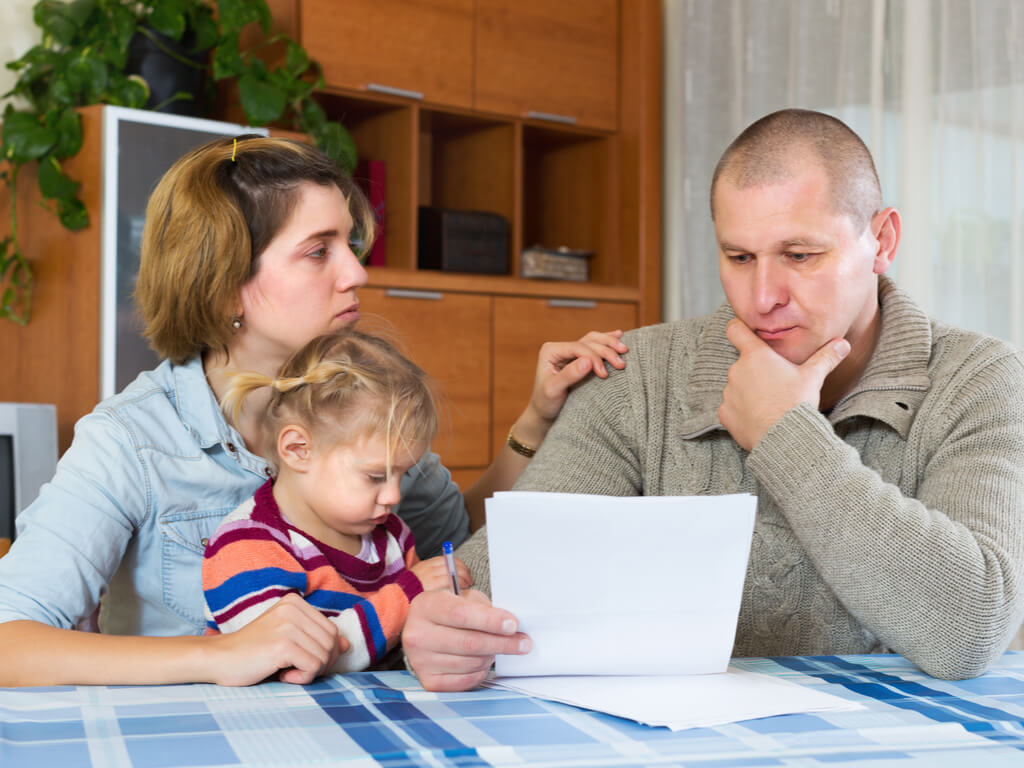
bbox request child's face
[298,432,426,540]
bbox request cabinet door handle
[548,299,596,309]
[367,83,425,100]
[386,289,443,301]
[526,110,578,126]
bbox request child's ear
[277,425,313,472]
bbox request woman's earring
[231,316,243,331]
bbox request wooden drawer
[358,287,492,468]
[491,296,636,457]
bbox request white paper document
[483,491,864,729]
[486,668,863,730]
[485,491,757,677]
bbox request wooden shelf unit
[0,1,661,495]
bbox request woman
[0,136,626,686]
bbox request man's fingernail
[519,638,532,653]
[502,619,517,634]
[834,339,851,358]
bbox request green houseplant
[0,0,356,325]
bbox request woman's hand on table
[402,589,530,691]
[207,593,349,686]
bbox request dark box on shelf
[418,207,509,274]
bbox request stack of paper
[486,670,862,730]
[483,491,863,729]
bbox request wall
[0,0,47,110]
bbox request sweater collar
[679,276,932,440]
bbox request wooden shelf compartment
[417,108,520,271]
[315,91,418,270]
[521,124,619,286]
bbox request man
[402,109,1024,690]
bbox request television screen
[100,107,268,397]
[0,435,13,541]
[0,403,58,543]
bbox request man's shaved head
[711,109,882,233]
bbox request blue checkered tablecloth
[3,653,1024,767]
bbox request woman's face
[236,181,368,365]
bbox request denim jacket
[0,356,469,637]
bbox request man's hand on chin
[718,318,850,451]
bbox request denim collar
[171,356,270,477]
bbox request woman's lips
[335,305,360,322]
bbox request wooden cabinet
[284,0,619,130]
[267,0,658,315]
[492,296,636,458]
[475,0,619,131]
[298,0,474,108]
[0,2,660,474]
[357,286,492,470]
[359,289,637,482]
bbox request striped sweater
[202,479,424,672]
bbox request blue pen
[442,541,461,596]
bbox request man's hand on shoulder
[718,319,851,451]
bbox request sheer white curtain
[663,0,1024,349]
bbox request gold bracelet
[506,429,537,458]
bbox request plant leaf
[35,1,79,47]
[285,41,309,77]
[190,8,220,52]
[67,52,108,101]
[148,0,187,41]
[315,121,357,174]
[299,97,326,131]
[51,108,83,158]
[66,0,97,27]
[212,37,243,79]
[57,196,89,231]
[238,71,286,124]
[217,0,272,35]
[37,155,80,200]
[109,5,139,66]
[49,74,74,106]
[107,74,150,109]
[1,111,57,162]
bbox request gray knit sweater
[459,277,1024,680]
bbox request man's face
[714,161,888,366]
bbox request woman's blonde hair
[221,328,438,474]
[135,135,375,364]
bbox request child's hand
[411,555,472,593]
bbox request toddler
[202,328,467,673]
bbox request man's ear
[277,425,313,473]
[870,207,901,274]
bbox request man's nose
[753,258,788,314]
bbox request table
[4,653,1024,767]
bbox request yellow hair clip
[231,138,237,162]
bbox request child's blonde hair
[222,329,437,474]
